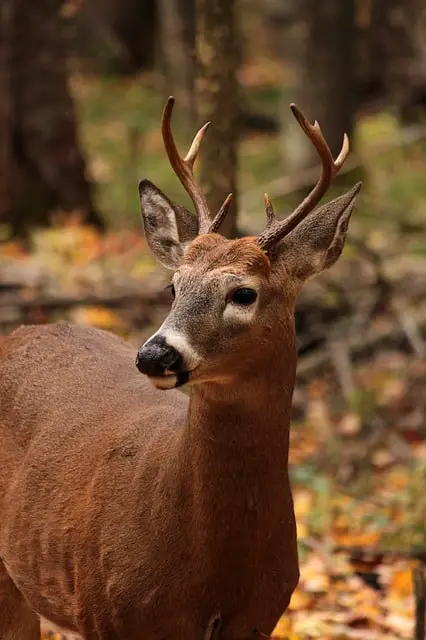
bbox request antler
[257,104,350,252]
[161,96,231,235]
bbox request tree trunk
[0,0,102,236]
[281,0,357,173]
[158,0,195,126]
[72,0,157,74]
[0,0,13,223]
[195,0,239,238]
[366,0,426,124]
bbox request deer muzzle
[135,334,190,389]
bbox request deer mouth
[147,369,191,390]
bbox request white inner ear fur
[144,191,181,243]
[139,181,184,270]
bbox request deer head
[136,97,361,390]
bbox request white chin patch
[148,374,178,390]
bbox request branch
[296,305,426,380]
[413,564,426,640]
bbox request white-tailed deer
[0,97,361,640]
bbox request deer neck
[170,340,298,603]
[188,368,295,450]
[182,340,297,510]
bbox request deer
[0,96,361,640]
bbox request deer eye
[165,283,176,300]
[229,287,258,306]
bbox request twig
[328,335,355,399]
[0,289,168,312]
[0,289,170,331]
[351,239,425,357]
[302,538,426,564]
[392,298,426,358]
[296,305,426,380]
[413,563,426,640]
[332,545,426,563]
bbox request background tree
[279,0,357,173]
[0,0,13,225]
[158,0,195,125]
[360,0,426,124]
[195,0,239,238]
[0,0,102,236]
[71,0,157,74]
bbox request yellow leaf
[332,530,381,547]
[293,489,313,518]
[0,241,27,258]
[72,306,123,330]
[386,468,410,491]
[296,521,308,538]
[389,568,414,599]
[288,589,315,611]
[272,615,301,640]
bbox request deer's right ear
[138,179,198,270]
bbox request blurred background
[1,0,426,638]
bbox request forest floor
[1,68,426,639]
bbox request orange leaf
[389,567,414,599]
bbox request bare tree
[158,0,195,124]
[0,0,13,224]
[362,0,426,123]
[281,0,357,173]
[0,0,102,236]
[195,0,239,237]
[72,0,157,74]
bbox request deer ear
[138,179,199,270]
[275,182,362,282]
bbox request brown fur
[0,316,298,640]
[185,236,271,278]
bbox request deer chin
[147,370,191,390]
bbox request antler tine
[208,193,233,234]
[161,96,212,234]
[257,103,350,252]
[335,133,350,170]
[264,193,276,226]
[184,122,211,170]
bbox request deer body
[0,98,361,639]
[0,321,297,639]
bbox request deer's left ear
[139,179,198,270]
[274,182,362,282]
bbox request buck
[0,97,361,640]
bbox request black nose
[135,335,183,376]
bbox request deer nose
[135,336,183,377]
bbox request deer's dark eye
[165,283,176,300]
[230,287,257,306]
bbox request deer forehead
[182,235,271,278]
